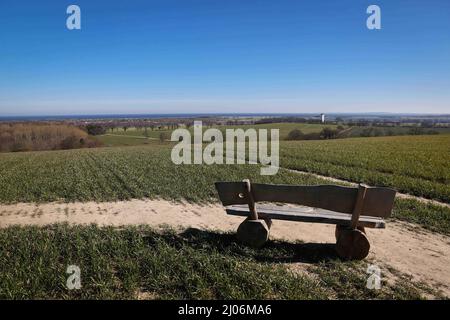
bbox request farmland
[97,134,157,147]
[100,122,340,143]
[339,125,450,138]
[1,126,450,300]
[2,0,450,301]
[0,145,328,203]
[1,143,449,235]
[281,134,450,203]
[98,122,450,147]
[0,224,440,299]
[97,125,450,204]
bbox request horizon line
[1,112,450,119]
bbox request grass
[1,125,448,300]
[99,129,450,203]
[391,198,450,234]
[109,128,173,140]
[281,134,450,203]
[107,122,340,141]
[341,125,450,138]
[214,123,340,140]
[0,224,440,299]
[97,134,158,147]
[0,145,328,203]
[103,123,450,146]
[1,144,450,235]
[396,201,450,235]
[307,260,441,300]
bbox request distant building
[320,113,325,123]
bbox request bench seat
[225,204,386,228]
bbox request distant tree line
[286,127,344,141]
[256,117,323,125]
[257,116,449,129]
[286,125,439,141]
[0,123,102,153]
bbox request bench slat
[215,182,396,218]
[225,204,386,229]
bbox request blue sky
[0,0,449,115]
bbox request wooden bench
[215,179,396,260]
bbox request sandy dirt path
[1,199,449,295]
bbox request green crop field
[109,127,172,139]
[339,125,450,138]
[0,145,328,203]
[0,224,438,299]
[1,133,450,300]
[1,143,449,235]
[280,134,450,203]
[97,134,159,147]
[98,126,450,204]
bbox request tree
[85,124,106,136]
[286,129,304,140]
[159,132,168,143]
[60,136,80,150]
[320,127,338,139]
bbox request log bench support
[235,179,272,248]
[215,180,396,260]
[335,185,370,260]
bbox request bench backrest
[215,181,396,218]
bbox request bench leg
[262,217,273,230]
[335,225,370,260]
[335,225,365,241]
[236,218,270,248]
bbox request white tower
[320,113,325,123]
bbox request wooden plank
[350,185,367,229]
[225,205,386,229]
[362,187,396,218]
[242,179,258,220]
[215,181,250,206]
[227,204,383,221]
[253,184,357,213]
[215,182,396,218]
